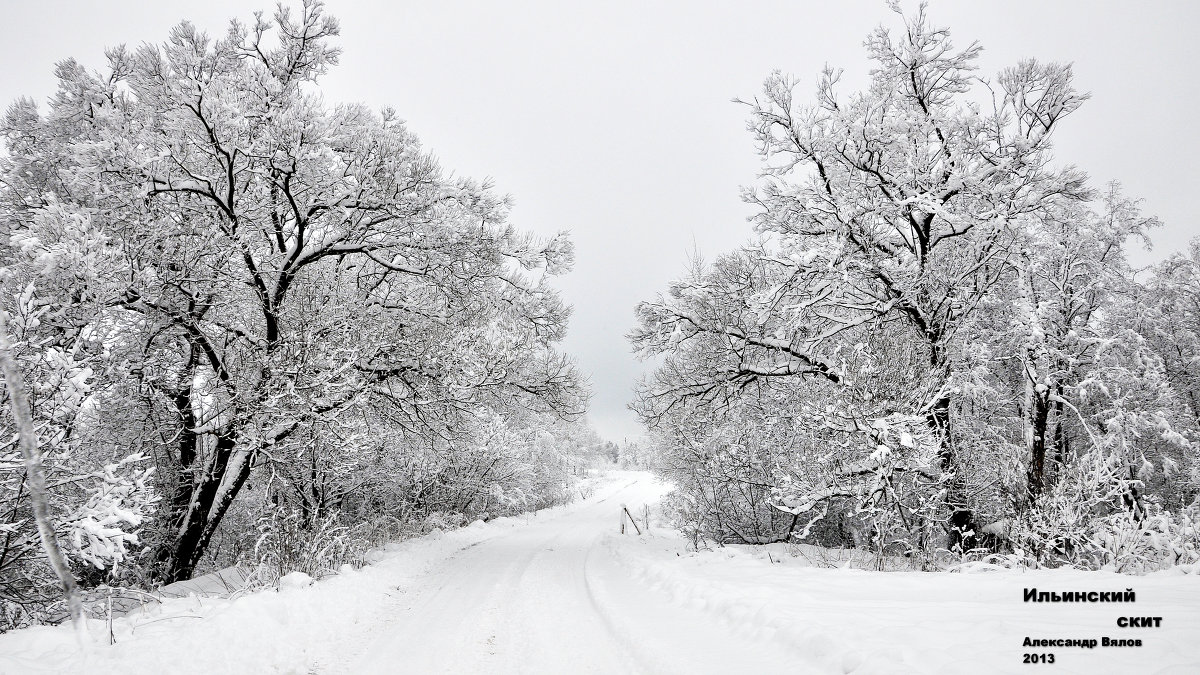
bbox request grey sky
[2,1,1196,442]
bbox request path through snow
[1,471,1197,674]
[341,473,810,674]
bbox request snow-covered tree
[634,4,1089,550]
[632,5,1196,566]
[945,184,1196,564]
[1,1,584,586]
[1142,238,1200,433]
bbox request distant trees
[633,5,1198,567]
[1141,240,1200,433]
[0,0,589,624]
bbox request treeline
[0,2,606,631]
[631,6,1199,572]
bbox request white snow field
[0,471,1197,674]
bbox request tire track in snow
[338,472,823,674]
[339,475,655,673]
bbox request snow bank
[603,529,1200,674]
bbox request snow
[1,471,1197,674]
[278,572,314,590]
[613,538,1200,674]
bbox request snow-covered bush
[1007,441,1200,573]
[421,511,468,533]
[1092,504,1200,574]
[250,508,367,585]
[196,410,603,590]
[63,455,158,573]
[645,408,808,547]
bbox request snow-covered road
[2,470,1198,674]
[343,473,810,674]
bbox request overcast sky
[2,1,1196,442]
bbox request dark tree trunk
[162,360,199,536]
[154,429,255,583]
[1051,384,1068,486]
[1026,391,1051,501]
[929,393,979,552]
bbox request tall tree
[634,4,1093,550]
[2,1,583,582]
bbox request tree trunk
[928,334,979,552]
[0,312,87,640]
[1050,383,1068,486]
[929,393,978,552]
[1026,387,1051,501]
[157,363,200,570]
[155,429,257,583]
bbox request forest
[0,0,1196,643]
